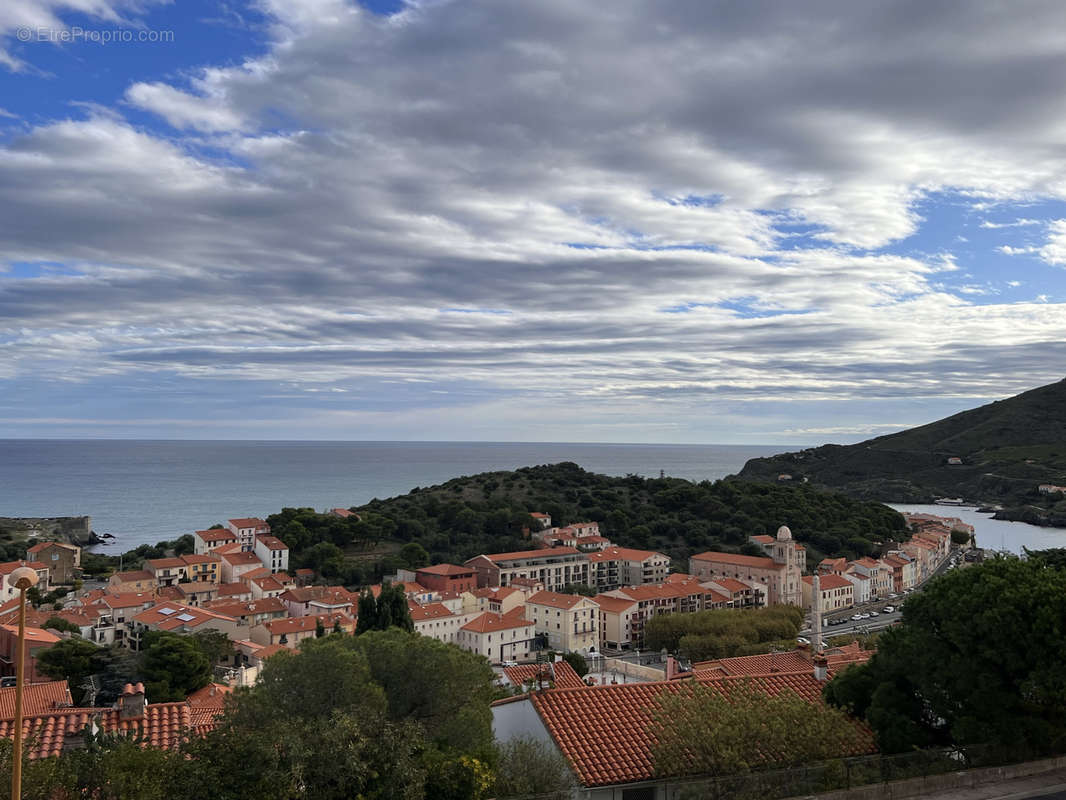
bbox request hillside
[738,378,1066,524]
[265,463,906,584]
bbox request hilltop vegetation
[268,463,906,582]
[739,378,1066,524]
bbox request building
[457,612,535,663]
[525,591,599,654]
[203,598,287,628]
[529,512,552,529]
[225,518,271,552]
[253,535,290,573]
[415,563,478,594]
[279,585,356,617]
[0,625,61,683]
[145,554,221,587]
[127,603,239,649]
[0,562,50,603]
[0,680,73,720]
[689,526,804,606]
[221,550,264,583]
[26,542,81,585]
[587,547,671,592]
[591,594,640,650]
[193,528,238,555]
[250,613,355,649]
[107,570,157,594]
[409,601,474,644]
[464,547,590,593]
[801,574,854,613]
[601,580,731,649]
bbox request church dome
[776,525,792,541]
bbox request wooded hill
[738,378,1066,524]
[268,463,907,582]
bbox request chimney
[118,682,147,720]
[666,656,677,681]
[813,653,829,682]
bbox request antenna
[812,573,823,653]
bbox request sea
[1,440,1060,556]
[0,440,783,551]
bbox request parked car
[883,606,894,613]
[797,637,811,645]
[869,611,879,617]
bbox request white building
[457,612,535,664]
[253,535,289,573]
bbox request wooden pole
[12,584,27,800]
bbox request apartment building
[464,547,590,593]
[525,591,599,654]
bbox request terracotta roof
[222,551,262,566]
[280,585,355,605]
[255,535,288,551]
[228,518,267,529]
[195,529,236,542]
[206,597,286,618]
[705,577,751,593]
[133,603,236,631]
[474,546,581,563]
[530,512,550,518]
[416,563,474,576]
[527,590,591,610]
[690,551,779,570]
[295,568,314,576]
[692,650,812,678]
[590,594,639,613]
[508,577,544,588]
[503,660,585,689]
[0,561,48,575]
[262,613,352,635]
[409,602,454,621]
[27,542,78,554]
[0,681,72,720]
[175,581,218,595]
[530,672,875,788]
[330,508,353,517]
[750,535,774,544]
[586,547,666,563]
[110,570,154,584]
[460,611,532,633]
[98,592,157,610]
[180,553,221,565]
[147,557,185,569]
[0,695,202,759]
[802,574,853,591]
[472,586,521,602]
[252,643,290,661]
[216,582,252,597]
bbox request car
[501,660,518,667]
[888,593,898,598]
[869,611,879,617]
[860,613,871,619]
[883,606,894,613]
[797,637,811,645]
[851,613,863,621]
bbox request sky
[2,1,1066,444]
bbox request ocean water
[0,440,786,550]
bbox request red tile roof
[417,563,474,576]
[502,659,585,689]
[476,546,580,563]
[586,547,665,562]
[590,594,639,613]
[228,518,267,529]
[409,602,454,621]
[180,553,221,565]
[255,535,288,551]
[262,613,352,635]
[195,529,236,542]
[707,577,752,593]
[147,557,186,569]
[527,591,592,610]
[26,542,78,554]
[690,551,779,570]
[222,551,262,566]
[460,611,532,633]
[802,574,854,591]
[530,672,875,787]
[110,570,154,584]
[0,681,72,720]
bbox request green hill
[737,378,1066,524]
[266,462,906,584]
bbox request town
[0,505,984,798]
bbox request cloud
[979,218,1042,228]
[1039,219,1066,266]
[2,0,1066,438]
[999,245,1037,255]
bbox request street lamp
[8,565,39,800]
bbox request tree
[399,542,430,569]
[315,617,326,638]
[493,736,575,800]
[356,583,413,635]
[190,629,235,667]
[141,633,211,702]
[950,529,971,545]
[560,582,596,597]
[43,616,81,635]
[651,680,863,777]
[560,651,588,677]
[824,557,1066,754]
[36,638,100,703]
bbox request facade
[525,591,599,654]
[193,528,238,555]
[415,563,478,594]
[591,594,639,650]
[107,570,157,594]
[253,535,290,573]
[221,551,263,583]
[587,547,671,592]
[26,542,81,585]
[0,562,50,603]
[127,603,240,649]
[0,625,61,683]
[225,518,270,552]
[409,602,474,644]
[250,613,355,648]
[457,612,535,663]
[279,585,356,617]
[689,526,804,606]
[464,547,590,593]
[801,574,854,612]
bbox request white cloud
[3,1,1066,438]
[979,218,1041,228]
[1039,219,1066,266]
[999,245,1037,255]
